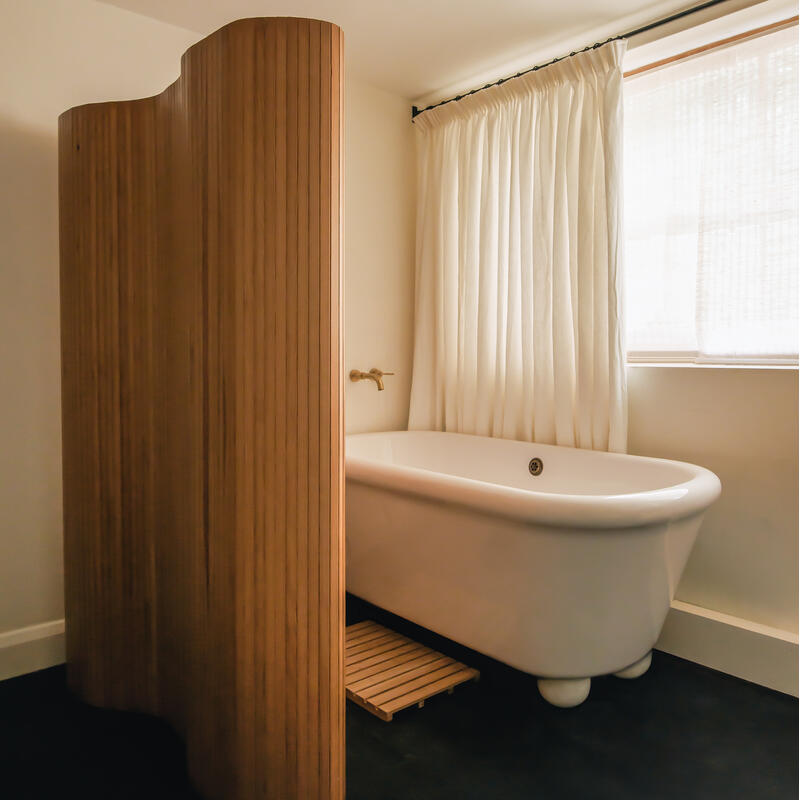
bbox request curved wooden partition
[58,18,344,800]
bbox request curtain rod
[411,0,733,120]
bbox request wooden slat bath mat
[345,621,480,721]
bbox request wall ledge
[0,619,65,682]
[656,600,798,696]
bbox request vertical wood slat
[58,18,344,800]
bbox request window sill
[626,361,799,370]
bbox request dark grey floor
[346,597,798,800]
[0,595,796,799]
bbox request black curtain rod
[411,0,732,119]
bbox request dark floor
[1,596,796,799]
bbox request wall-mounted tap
[349,368,394,391]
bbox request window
[623,24,798,364]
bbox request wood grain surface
[58,18,344,800]
[345,622,480,721]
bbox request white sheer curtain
[408,42,628,452]
[624,25,798,363]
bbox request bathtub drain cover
[528,457,543,476]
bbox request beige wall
[629,366,798,634]
[344,80,415,433]
[0,0,414,638]
[0,0,197,635]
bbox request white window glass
[624,25,798,364]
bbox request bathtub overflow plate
[528,457,543,476]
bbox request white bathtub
[345,430,721,706]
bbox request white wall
[0,0,197,672]
[629,366,798,693]
[629,366,798,631]
[0,0,415,677]
[344,79,415,433]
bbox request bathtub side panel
[346,481,676,678]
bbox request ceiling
[96,0,707,101]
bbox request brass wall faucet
[349,368,394,391]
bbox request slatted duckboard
[345,621,480,721]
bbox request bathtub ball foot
[537,677,591,708]
[613,651,652,680]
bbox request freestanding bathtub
[345,430,721,707]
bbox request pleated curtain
[408,41,628,452]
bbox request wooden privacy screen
[58,18,344,800]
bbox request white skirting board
[656,600,798,697]
[0,619,65,682]
[1,606,797,697]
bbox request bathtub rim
[345,431,721,530]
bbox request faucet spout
[349,368,394,391]
[368,368,386,390]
